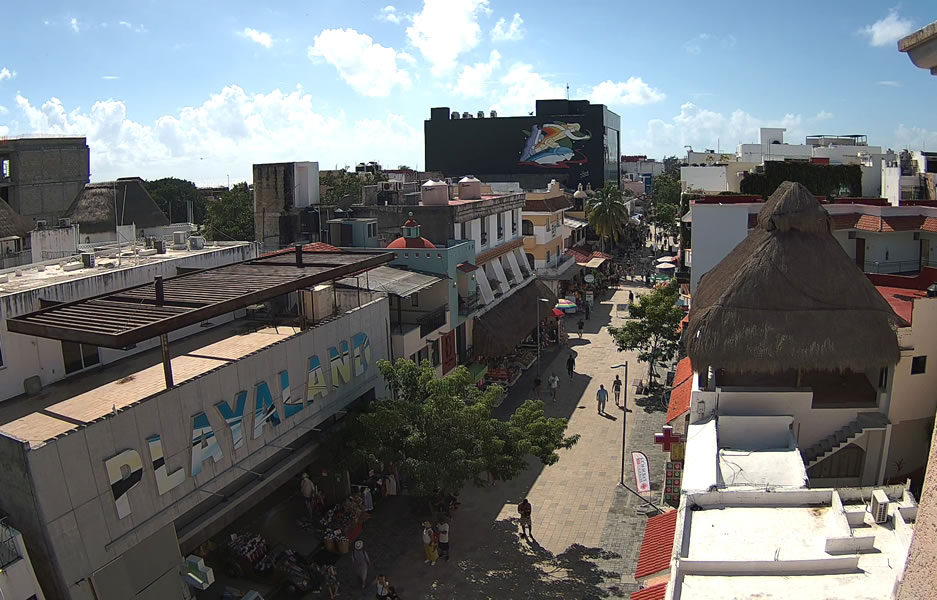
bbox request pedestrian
[613,375,622,407]
[533,375,542,400]
[437,518,450,561]
[376,574,392,599]
[352,540,371,590]
[577,318,584,338]
[596,384,608,414]
[325,565,339,599]
[585,302,591,320]
[300,472,317,518]
[628,290,634,305]
[566,354,576,379]
[422,521,438,566]
[548,373,559,401]
[518,498,533,537]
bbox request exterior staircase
[801,412,889,467]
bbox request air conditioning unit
[58,218,72,228]
[81,252,95,268]
[172,231,187,249]
[35,220,47,230]
[871,489,889,523]
[188,235,205,250]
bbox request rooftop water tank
[458,176,482,200]
[421,180,450,205]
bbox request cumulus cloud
[813,110,833,121]
[491,13,523,42]
[70,18,80,33]
[859,10,913,47]
[491,63,564,116]
[118,20,147,33]
[0,67,15,81]
[895,124,937,151]
[407,0,490,75]
[378,5,401,24]
[309,28,411,97]
[240,27,273,48]
[452,50,501,97]
[101,75,120,80]
[10,86,423,184]
[583,78,665,106]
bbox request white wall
[30,226,79,263]
[890,297,937,424]
[861,233,919,272]
[0,527,45,599]
[681,166,727,193]
[883,165,901,206]
[293,161,320,208]
[689,203,753,295]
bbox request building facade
[522,181,576,293]
[253,161,320,250]
[0,137,90,224]
[424,99,621,192]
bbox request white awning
[581,257,606,268]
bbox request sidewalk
[319,285,670,599]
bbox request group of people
[595,374,624,415]
[421,518,451,566]
[336,539,400,599]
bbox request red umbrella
[551,308,565,317]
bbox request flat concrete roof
[717,448,807,489]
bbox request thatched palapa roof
[65,177,169,234]
[686,181,899,374]
[0,198,32,239]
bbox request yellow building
[522,181,577,292]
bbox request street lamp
[536,298,552,374]
[610,362,631,485]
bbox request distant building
[522,180,576,293]
[252,161,320,250]
[882,150,937,204]
[65,177,172,244]
[424,99,621,192]
[0,136,90,223]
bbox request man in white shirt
[548,373,560,402]
[437,519,450,561]
[300,473,317,517]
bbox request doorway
[921,238,931,269]
[855,238,866,270]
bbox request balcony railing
[0,520,21,569]
[418,305,447,336]
[863,258,937,274]
[458,293,479,316]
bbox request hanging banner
[631,451,651,494]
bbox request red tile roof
[630,583,667,600]
[881,216,926,232]
[565,248,613,263]
[457,262,478,272]
[261,241,340,257]
[666,358,694,424]
[386,236,436,249]
[634,509,678,578]
[875,286,927,326]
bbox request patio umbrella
[551,308,565,317]
[657,262,676,270]
[656,256,677,263]
[555,299,577,310]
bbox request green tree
[662,155,682,179]
[586,183,629,251]
[145,177,206,223]
[647,173,681,239]
[203,182,254,241]
[608,280,684,384]
[319,168,388,206]
[347,359,579,498]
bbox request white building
[0,518,45,600]
[882,150,937,205]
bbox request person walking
[566,354,576,380]
[437,518,450,561]
[300,472,317,518]
[376,575,392,599]
[325,565,339,599]
[577,318,584,338]
[584,302,591,320]
[422,521,438,566]
[613,375,622,408]
[548,373,559,401]
[628,290,634,305]
[596,384,608,415]
[352,540,371,590]
[533,375,542,400]
[518,498,533,537]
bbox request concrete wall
[10,298,389,598]
[860,232,920,272]
[883,165,901,206]
[681,166,727,193]
[689,203,753,295]
[2,139,90,222]
[0,244,257,402]
[0,526,46,599]
[890,297,937,425]
[31,227,79,263]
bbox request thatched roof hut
[65,177,169,234]
[0,198,32,239]
[686,181,899,374]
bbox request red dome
[386,236,436,249]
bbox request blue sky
[0,1,934,185]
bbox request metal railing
[0,519,22,568]
[418,305,447,336]
[863,259,937,274]
[458,293,479,316]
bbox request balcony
[537,253,575,276]
[863,258,937,275]
[0,521,22,569]
[458,293,479,316]
[418,305,448,336]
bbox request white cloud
[407,0,489,75]
[878,80,901,87]
[0,67,15,81]
[859,10,913,47]
[812,110,833,121]
[10,85,424,184]
[583,78,665,106]
[636,102,803,158]
[378,5,401,24]
[894,124,937,151]
[70,18,80,33]
[491,13,523,42]
[684,33,736,54]
[240,27,273,48]
[397,52,416,65]
[0,105,8,115]
[119,20,148,33]
[452,50,500,97]
[491,63,564,116]
[683,33,710,55]
[308,28,411,97]
[101,75,120,80]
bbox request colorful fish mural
[520,122,592,168]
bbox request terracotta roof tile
[666,358,693,423]
[856,215,882,231]
[630,583,667,600]
[524,196,572,213]
[261,242,340,257]
[924,217,937,233]
[882,216,926,232]
[634,510,678,578]
[831,213,861,230]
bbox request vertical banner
[631,451,651,494]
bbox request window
[368,223,377,237]
[480,218,488,245]
[522,220,534,236]
[911,356,927,375]
[546,250,551,265]
[511,213,517,234]
[63,341,100,374]
[411,292,419,307]
[431,339,441,367]
[460,221,468,240]
[497,212,504,239]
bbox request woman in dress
[352,539,372,590]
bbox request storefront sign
[631,451,651,494]
[104,331,372,519]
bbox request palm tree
[586,183,629,252]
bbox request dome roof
[387,236,436,249]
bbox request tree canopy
[203,182,254,241]
[647,173,681,239]
[586,183,629,251]
[608,280,684,382]
[339,359,579,497]
[662,155,682,179]
[319,168,387,206]
[145,177,206,224]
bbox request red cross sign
[654,425,683,452]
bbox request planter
[323,538,336,553]
[337,539,350,554]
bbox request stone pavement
[316,284,671,600]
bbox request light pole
[536,298,551,375]
[610,361,632,485]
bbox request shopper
[422,521,438,565]
[518,498,533,537]
[376,574,391,599]
[613,375,622,407]
[628,290,634,305]
[577,319,584,338]
[325,565,339,599]
[548,373,559,401]
[584,302,591,320]
[596,384,608,415]
[300,473,317,518]
[437,518,450,561]
[533,376,542,400]
[566,354,576,379]
[352,540,371,590]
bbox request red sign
[632,451,651,494]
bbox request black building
[424,99,621,192]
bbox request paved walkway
[317,284,671,599]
